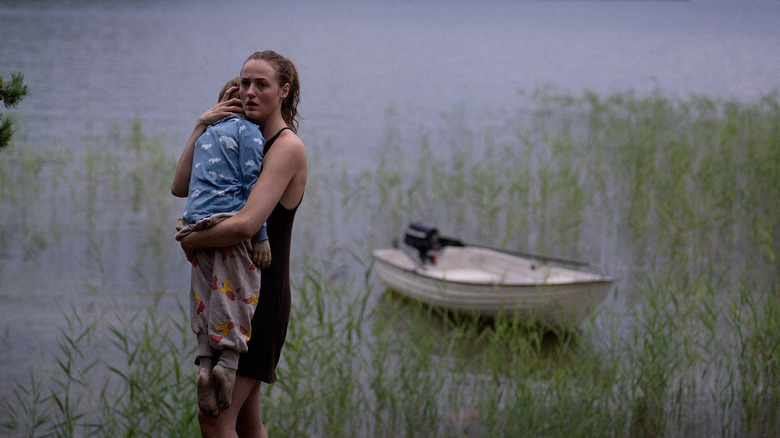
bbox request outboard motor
[404,223,440,264]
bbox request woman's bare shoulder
[269,130,306,161]
[262,130,306,207]
[281,129,305,149]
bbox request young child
[175,77,269,416]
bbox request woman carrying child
[172,50,307,438]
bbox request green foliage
[0,72,29,150]
[0,73,28,108]
[1,88,779,436]
[0,304,198,437]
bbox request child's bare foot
[197,357,219,417]
[212,364,236,410]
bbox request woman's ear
[281,83,290,99]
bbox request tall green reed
[1,303,197,437]
[333,87,780,436]
[2,87,779,436]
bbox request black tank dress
[237,127,300,383]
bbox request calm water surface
[1,0,779,404]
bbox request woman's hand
[197,86,244,126]
[177,233,197,262]
[253,240,272,269]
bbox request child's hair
[218,77,241,102]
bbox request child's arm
[252,224,271,268]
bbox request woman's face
[239,59,289,124]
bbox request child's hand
[253,240,271,269]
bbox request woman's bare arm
[171,124,207,197]
[177,132,306,259]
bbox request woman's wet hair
[244,50,301,133]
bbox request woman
[172,50,306,438]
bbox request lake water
[1,0,779,414]
[3,0,779,159]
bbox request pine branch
[0,73,29,150]
[0,115,14,151]
[1,72,29,108]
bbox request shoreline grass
[1,89,778,437]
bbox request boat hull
[372,246,613,330]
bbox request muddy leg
[212,363,237,411]
[197,357,219,417]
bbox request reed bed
[1,89,778,437]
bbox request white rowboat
[372,245,613,330]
